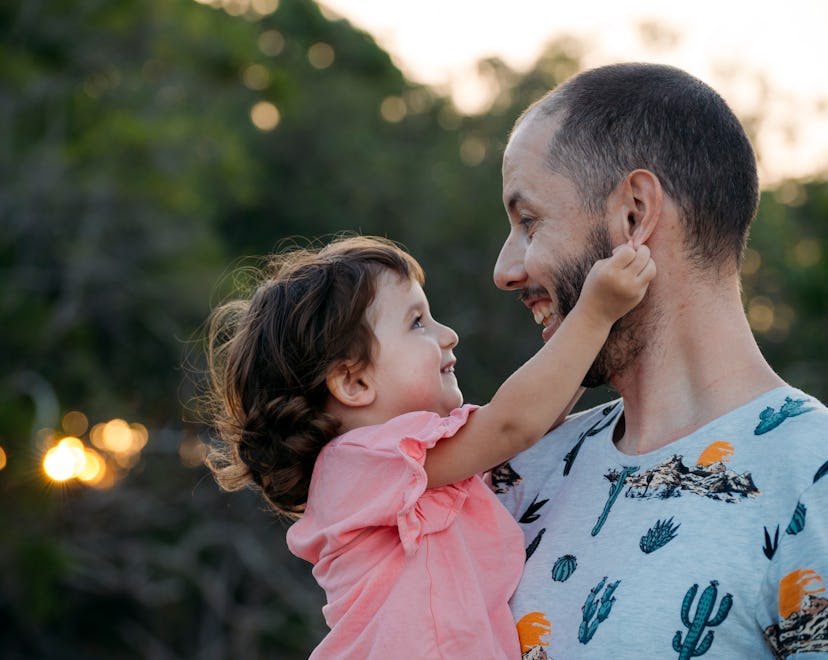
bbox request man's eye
[520,217,537,239]
[412,315,424,329]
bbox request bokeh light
[792,239,822,268]
[748,296,775,334]
[62,410,89,436]
[250,101,281,131]
[243,64,271,90]
[250,0,279,16]
[43,415,150,487]
[0,446,7,471]
[77,448,105,483]
[459,136,486,166]
[258,30,285,56]
[43,437,87,482]
[179,434,208,468]
[102,419,134,453]
[741,247,761,276]
[380,96,406,123]
[307,42,335,69]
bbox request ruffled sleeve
[287,405,478,563]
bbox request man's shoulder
[750,386,828,440]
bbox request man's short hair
[521,63,759,269]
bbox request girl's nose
[493,232,528,291]
[439,322,459,349]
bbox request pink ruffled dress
[287,405,524,659]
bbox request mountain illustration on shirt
[611,450,759,502]
[764,569,828,654]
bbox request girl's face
[365,271,462,419]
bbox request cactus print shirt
[288,404,524,659]
[495,386,828,659]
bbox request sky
[318,0,828,184]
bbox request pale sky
[319,0,828,184]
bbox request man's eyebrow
[507,191,525,212]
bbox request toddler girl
[205,235,654,659]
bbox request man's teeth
[532,303,556,326]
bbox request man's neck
[610,280,785,455]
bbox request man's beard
[553,224,648,388]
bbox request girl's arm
[424,243,654,488]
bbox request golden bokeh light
[459,135,486,166]
[43,437,87,482]
[0,446,6,471]
[77,448,105,484]
[741,247,761,276]
[380,96,407,123]
[179,435,208,468]
[748,296,775,333]
[243,64,270,90]
[307,42,335,69]
[792,238,822,268]
[258,30,285,56]
[40,414,148,488]
[102,419,134,453]
[130,422,149,451]
[250,0,279,16]
[62,410,89,436]
[774,181,807,207]
[250,101,281,131]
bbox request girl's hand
[579,242,656,324]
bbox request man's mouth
[441,360,456,374]
[531,301,561,342]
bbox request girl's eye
[412,315,424,329]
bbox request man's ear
[615,169,663,248]
[326,361,376,408]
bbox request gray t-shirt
[495,386,828,658]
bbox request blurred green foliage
[0,0,825,657]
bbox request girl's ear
[616,169,662,248]
[326,361,376,408]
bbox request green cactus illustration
[785,501,806,535]
[591,465,639,536]
[754,396,814,435]
[672,581,733,659]
[578,576,620,644]
[551,554,577,582]
[640,517,681,554]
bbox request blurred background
[1,0,826,657]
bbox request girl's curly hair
[204,235,424,518]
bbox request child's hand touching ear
[579,243,656,324]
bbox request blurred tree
[0,0,825,658]
[743,181,828,399]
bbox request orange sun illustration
[516,611,551,653]
[779,569,827,619]
[696,441,735,467]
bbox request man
[493,63,828,659]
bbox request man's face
[494,117,645,387]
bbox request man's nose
[493,233,527,291]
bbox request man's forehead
[504,113,560,168]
